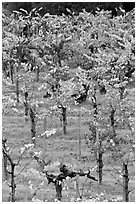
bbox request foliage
[2,6,135,202]
[3,2,135,16]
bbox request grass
[2,73,135,202]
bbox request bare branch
[110,164,123,176]
[109,172,124,188]
[15,159,33,177]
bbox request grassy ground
[2,74,135,202]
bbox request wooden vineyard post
[24,89,29,121]
[58,104,67,135]
[110,103,116,138]
[96,125,103,185]
[29,107,36,146]
[62,107,67,135]
[78,107,81,160]
[2,138,8,181]
[92,84,102,185]
[98,151,103,185]
[96,126,99,181]
[11,163,16,202]
[10,61,14,84]
[123,163,129,202]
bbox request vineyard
[2,4,135,202]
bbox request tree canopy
[3,2,135,16]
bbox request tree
[2,139,34,201]
[34,155,98,201]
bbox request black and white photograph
[2,1,135,202]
